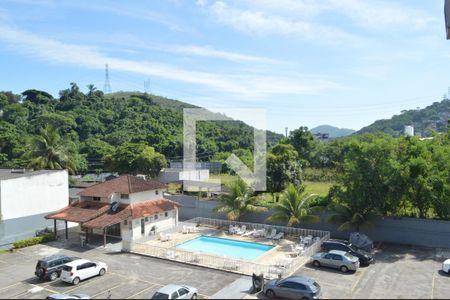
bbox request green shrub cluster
[13,233,55,249]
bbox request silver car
[151,284,198,299]
[263,276,321,299]
[312,250,360,273]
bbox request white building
[405,125,414,137]
[46,175,180,250]
[0,169,69,248]
[158,168,210,183]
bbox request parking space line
[126,283,159,299]
[91,282,124,299]
[0,282,21,292]
[431,272,436,299]
[351,272,364,293]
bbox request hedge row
[13,233,55,249]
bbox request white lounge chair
[266,229,277,239]
[273,232,284,241]
[229,225,236,234]
[254,229,266,238]
[188,226,199,233]
[236,225,247,235]
[159,233,171,242]
[182,226,189,234]
[243,229,256,237]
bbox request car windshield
[312,282,320,290]
[62,266,72,272]
[344,253,356,259]
[348,244,359,252]
[152,292,169,299]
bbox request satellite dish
[111,201,120,212]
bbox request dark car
[35,255,80,281]
[320,239,374,266]
[263,276,321,299]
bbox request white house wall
[0,170,68,220]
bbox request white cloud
[166,45,279,64]
[198,0,433,45]
[206,1,359,44]
[0,25,339,98]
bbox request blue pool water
[176,236,273,261]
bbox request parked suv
[60,259,108,285]
[321,239,374,266]
[35,255,80,281]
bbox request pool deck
[140,224,304,265]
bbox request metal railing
[131,218,330,278]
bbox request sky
[0,0,449,133]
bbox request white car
[442,259,450,274]
[151,284,198,299]
[60,259,107,285]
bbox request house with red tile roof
[46,175,181,249]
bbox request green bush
[13,233,55,249]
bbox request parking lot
[293,244,450,299]
[0,241,240,299]
[0,241,449,299]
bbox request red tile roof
[130,198,181,219]
[80,198,181,229]
[78,175,166,198]
[46,201,111,223]
[82,204,130,229]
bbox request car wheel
[99,268,106,276]
[447,269,450,275]
[72,277,80,285]
[340,266,349,273]
[266,289,276,298]
[49,272,58,281]
[313,260,321,268]
[191,293,197,299]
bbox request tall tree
[214,179,267,221]
[25,125,76,173]
[267,143,303,197]
[267,183,321,226]
[288,126,316,165]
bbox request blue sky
[0,0,449,133]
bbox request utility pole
[103,64,112,93]
[285,127,288,138]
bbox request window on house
[124,220,128,226]
[164,212,168,217]
[155,190,159,195]
[93,197,100,201]
[154,214,158,220]
[120,194,129,199]
[145,217,149,222]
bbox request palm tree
[26,125,75,173]
[267,183,321,226]
[214,179,267,221]
[327,203,379,232]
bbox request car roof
[157,284,188,293]
[39,255,68,261]
[328,250,347,255]
[64,259,91,266]
[283,276,316,285]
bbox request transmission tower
[103,64,112,93]
[144,79,151,93]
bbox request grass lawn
[304,181,334,197]
[0,249,8,255]
[210,173,238,186]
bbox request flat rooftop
[0,169,64,180]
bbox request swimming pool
[176,236,274,261]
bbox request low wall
[167,194,450,249]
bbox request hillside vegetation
[0,84,283,172]
[357,99,450,136]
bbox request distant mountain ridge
[310,125,355,138]
[357,99,450,137]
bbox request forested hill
[0,85,283,172]
[357,99,450,136]
[310,125,355,138]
